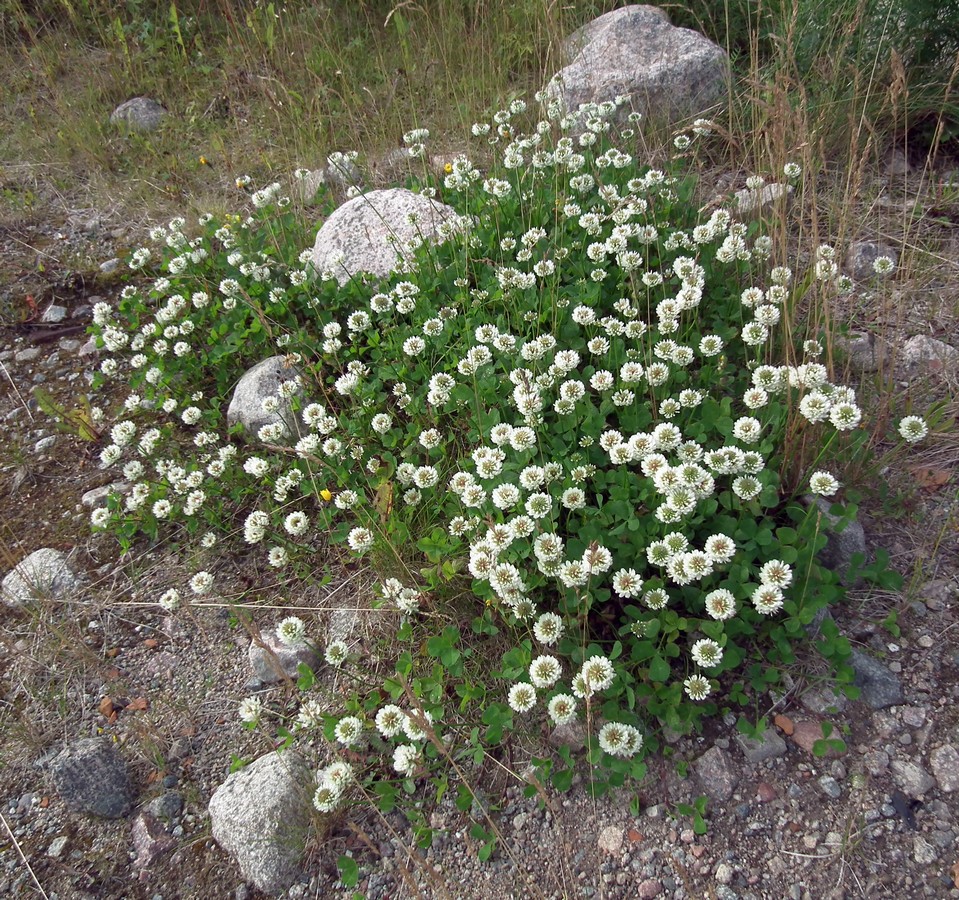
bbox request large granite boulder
[209,751,316,895]
[2,548,77,607]
[546,5,728,125]
[226,356,304,443]
[309,188,459,285]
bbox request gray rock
[34,435,57,453]
[597,824,624,855]
[2,548,77,607]
[913,835,938,865]
[47,835,68,858]
[132,805,177,869]
[546,6,728,126]
[890,758,935,799]
[809,497,866,584]
[81,482,129,509]
[734,183,792,219]
[248,629,321,686]
[850,649,903,709]
[845,241,898,280]
[836,331,887,373]
[901,334,959,370]
[49,738,135,818]
[918,579,954,611]
[226,356,304,443]
[800,686,848,716]
[818,775,842,799]
[110,97,168,132]
[929,745,959,792]
[209,751,316,895]
[41,304,68,324]
[15,346,41,363]
[694,745,739,801]
[144,791,184,822]
[324,152,362,189]
[735,729,787,763]
[99,258,121,275]
[309,188,460,285]
[548,720,587,753]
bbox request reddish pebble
[637,879,663,899]
[691,844,705,858]
[756,782,776,802]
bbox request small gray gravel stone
[890,759,935,799]
[2,548,78,607]
[818,775,842,799]
[929,745,959,792]
[736,729,787,763]
[850,649,903,709]
[597,825,623,855]
[913,835,938,865]
[694,745,739,801]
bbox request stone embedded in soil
[836,331,887,372]
[694,745,739,801]
[81,482,129,509]
[248,630,321,686]
[929,745,959,792]
[918,579,955,611]
[226,356,305,444]
[849,649,904,710]
[597,824,624,855]
[636,878,664,899]
[890,758,935,799]
[48,737,135,818]
[545,5,728,126]
[110,97,168,131]
[800,686,848,716]
[208,751,316,896]
[735,183,792,218]
[735,729,788,764]
[310,188,460,286]
[2,547,78,607]
[132,806,177,869]
[844,241,899,280]
[548,720,587,753]
[790,719,841,756]
[901,334,959,370]
[809,497,867,585]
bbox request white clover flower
[873,255,896,276]
[829,402,862,431]
[312,784,341,813]
[690,638,723,668]
[276,616,307,647]
[547,693,577,726]
[158,588,180,612]
[284,511,309,536]
[375,704,405,738]
[598,721,643,758]
[533,612,564,645]
[238,696,262,725]
[347,527,374,554]
[189,571,214,595]
[752,584,784,615]
[809,470,840,496]
[704,588,736,621]
[403,710,433,742]
[898,416,928,443]
[325,640,348,667]
[732,417,762,444]
[759,559,793,589]
[529,656,562,689]
[783,161,802,179]
[683,674,712,700]
[579,655,615,694]
[392,743,420,776]
[334,715,364,747]
[267,546,289,568]
[90,507,111,528]
[507,682,537,713]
